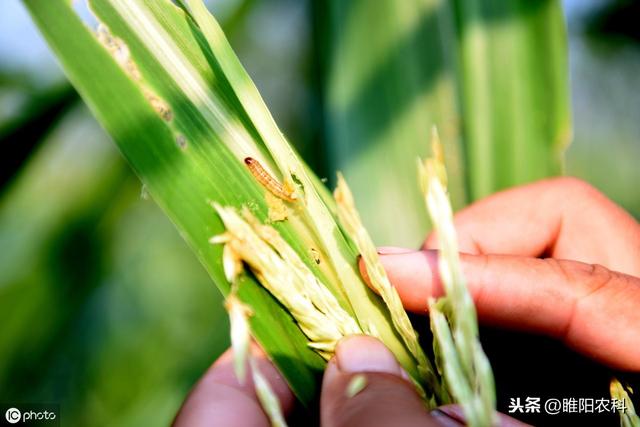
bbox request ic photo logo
[5,408,20,424]
[3,406,58,425]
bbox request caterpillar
[244,157,296,202]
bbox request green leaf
[23,0,426,405]
[320,0,570,242]
[320,0,467,246]
[23,0,324,404]
[453,0,572,200]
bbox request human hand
[174,177,638,426]
[363,177,640,371]
[173,336,526,426]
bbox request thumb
[364,249,640,371]
[321,336,530,427]
[320,335,445,427]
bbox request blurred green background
[1,0,639,426]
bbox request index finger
[173,343,294,427]
[424,177,640,277]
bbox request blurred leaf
[0,102,228,426]
[0,83,78,189]
[320,0,570,244]
[454,0,571,200]
[0,105,124,394]
[585,0,640,45]
[320,0,466,246]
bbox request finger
[320,336,526,427]
[173,342,294,427]
[367,251,640,371]
[423,177,640,277]
[436,405,532,427]
[320,335,442,427]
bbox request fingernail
[376,246,415,255]
[335,335,402,376]
[433,405,467,425]
[430,408,466,426]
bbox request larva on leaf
[244,157,296,202]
